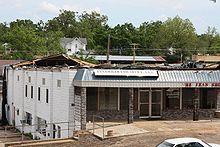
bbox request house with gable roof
[60,37,87,55]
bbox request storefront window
[86,88,98,111]
[166,88,180,109]
[200,88,216,109]
[99,88,118,110]
[120,88,129,110]
[182,88,194,109]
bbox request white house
[60,38,87,55]
[5,55,95,139]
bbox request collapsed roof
[11,54,96,68]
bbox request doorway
[139,89,162,118]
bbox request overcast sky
[0,0,219,34]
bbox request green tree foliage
[3,20,64,59]
[158,16,197,49]
[46,10,79,37]
[78,11,109,51]
[1,11,220,63]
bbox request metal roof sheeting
[89,55,166,62]
[73,69,220,88]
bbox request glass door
[139,89,162,118]
[139,90,150,117]
[151,90,162,117]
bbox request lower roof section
[73,69,220,88]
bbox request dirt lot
[70,120,220,147]
[1,120,220,147]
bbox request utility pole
[107,34,110,64]
[130,43,139,64]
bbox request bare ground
[2,120,220,147]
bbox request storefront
[73,69,220,123]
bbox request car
[156,137,220,147]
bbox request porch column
[81,87,87,130]
[216,89,220,110]
[128,88,134,124]
[193,88,200,121]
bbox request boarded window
[42,78,46,85]
[57,80,61,87]
[28,77,31,83]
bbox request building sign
[185,82,220,87]
[94,69,158,77]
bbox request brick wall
[162,109,215,120]
[87,110,140,122]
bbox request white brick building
[4,55,95,139]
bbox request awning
[73,69,220,88]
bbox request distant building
[192,54,220,63]
[60,38,87,55]
[87,55,166,64]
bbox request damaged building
[3,54,220,139]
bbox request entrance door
[139,90,150,117]
[139,89,162,118]
[151,90,162,117]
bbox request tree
[110,23,138,55]
[138,21,162,48]
[46,10,79,38]
[158,16,197,49]
[78,11,109,51]
[156,16,198,62]
[5,25,38,59]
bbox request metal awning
[73,69,220,88]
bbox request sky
[0,0,219,34]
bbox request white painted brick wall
[7,68,77,139]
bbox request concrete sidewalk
[88,119,220,139]
[88,123,148,139]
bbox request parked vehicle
[156,137,220,147]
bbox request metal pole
[130,43,138,64]
[107,34,110,64]
[93,115,94,134]
[102,118,104,139]
[5,126,7,142]
[21,122,24,141]
[68,121,69,137]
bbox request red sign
[185,82,220,87]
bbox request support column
[81,87,86,130]
[216,89,220,110]
[128,88,134,124]
[193,88,200,121]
